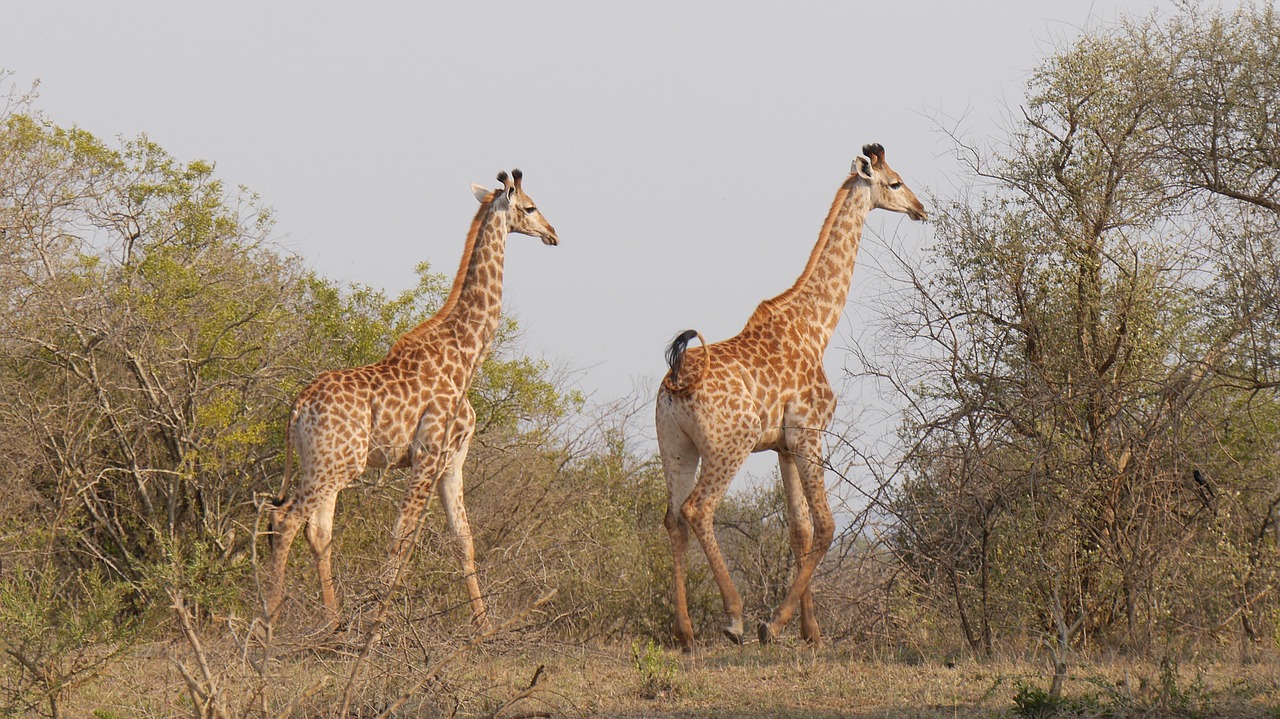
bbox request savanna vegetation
[1,3,1278,717]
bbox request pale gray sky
[5,0,1178,429]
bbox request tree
[0,73,578,714]
[868,1,1280,654]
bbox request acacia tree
[869,2,1280,653]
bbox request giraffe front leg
[760,430,834,645]
[436,432,490,631]
[383,450,451,595]
[779,451,821,646]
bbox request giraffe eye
[523,206,538,215]
[889,182,903,190]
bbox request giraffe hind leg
[265,498,306,621]
[658,423,700,651]
[778,450,821,645]
[681,443,753,645]
[269,455,362,626]
[304,489,341,629]
[384,449,452,593]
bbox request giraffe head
[851,143,928,222]
[471,169,559,245]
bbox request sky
[4,1,1185,484]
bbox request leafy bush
[631,638,679,699]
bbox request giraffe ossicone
[266,169,558,629]
[656,143,927,651]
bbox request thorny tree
[862,2,1280,655]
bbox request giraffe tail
[662,329,708,393]
[274,411,295,507]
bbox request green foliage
[1153,658,1212,717]
[1009,660,1219,719]
[630,638,679,699]
[472,354,576,435]
[294,261,450,372]
[1012,682,1075,718]
[141,535,250,618]
[0,567,139,662]
[0,73,583,712]
[0,561,146,717]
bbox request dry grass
[456,643,1280,718]
[61,628,1280,718]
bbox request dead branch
[374,590,558,719]
[488,664,549,719]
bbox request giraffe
[266,169,558,628]
[656,144,927,650]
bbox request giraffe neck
[755,180,872,349]
[391,196,509,369]
[442,204,509,359]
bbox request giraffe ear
[853,155,873,180]
[471,184,490,203]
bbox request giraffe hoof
[758,622,778,645]
[673,625,695,652]
[721,627,745,646]
[800,625,822,647]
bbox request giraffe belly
[751,401,789,452]
[364,423,415,469]
[753,428,784,452]
[367,443,412,469]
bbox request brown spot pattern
[655,147,928,650]
[266,172,558,632]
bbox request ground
[461,643,1280,718]
[66,634,1280,718]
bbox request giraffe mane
[390,191,497,353]
[756,179,856,312]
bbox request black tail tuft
[665,329,699,383]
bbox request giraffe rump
[662,329,705,392]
